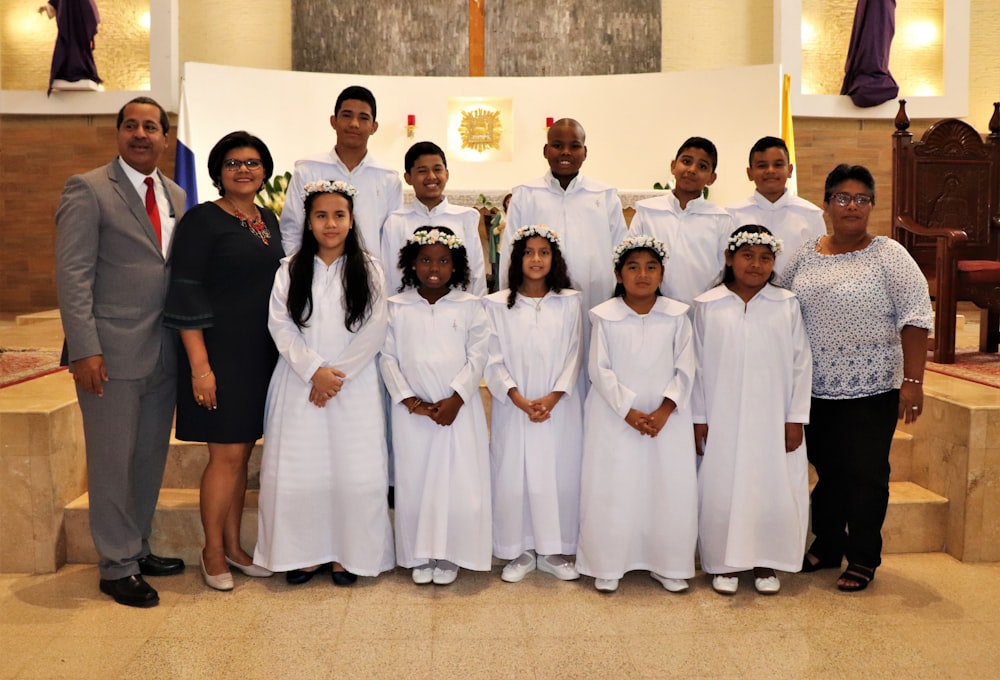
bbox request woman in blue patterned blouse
[781,164,932,592]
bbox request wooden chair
[891,99,1000,364]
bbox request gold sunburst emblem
[457,108,503,152]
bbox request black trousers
[805,390,899,570]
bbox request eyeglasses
[223,158,263,171]
[830,192,873,207]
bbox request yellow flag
[781,73,798,194]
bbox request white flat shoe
[712,575,739,595]
[755,575,781,594]
[537,555,580,581]
[412,562,435,585]
[432,560,458,586]
[650,572,689,592]
[200,554,234,591]
[501,552,536,583]
[595,578,619,593]
[225,557,273,578]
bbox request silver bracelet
[902,377,922,384]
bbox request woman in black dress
[165,131,284,590]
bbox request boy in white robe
[381,141,487,296]
[630,136,734,306]
[280,85,402,256]
[499,118,628,326]
[727,136,826,277]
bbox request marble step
[162,437,264,490]
[163,426,915,492]
[63,480,948,566]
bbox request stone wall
[291,0,660,77]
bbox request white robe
[630,193,734,306]
[484,288,584,559]
[254,255,395,576]
[576,297,699,580]
[499,172,628,316]
[279,149,403,257]
[381,198,487,296]
[691,284,812,574]
[727,190,827,277]
[380,288,492,570]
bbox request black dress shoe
[285,563,330,585]
[331,569,358,587]
[99,574,159,608]
[137,553,185,577]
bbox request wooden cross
[469,0,485,76]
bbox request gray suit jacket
[56,159,186,380]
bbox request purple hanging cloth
[45,0,103,95]
[840,0,899,108]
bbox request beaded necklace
[225,198,271,245]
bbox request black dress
[165,202,283,443]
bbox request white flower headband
[613,236,669,266]
[510,224,563,249]
[727,230,783,255]
[407,228,465,250]
[301,180,358,200]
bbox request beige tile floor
[2,555,1000,679]
[3,308,999,679]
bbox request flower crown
[510,224,563,249]
[613,236,669,266]
[407,228,465,250]
[727,230,783,255]
[301,180,358,200]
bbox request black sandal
[801,552,840,573]
[837,564,875,592]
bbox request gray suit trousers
[77,328,177,580]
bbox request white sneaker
[650,572,689,592]
[712,575,739,594]
[501,552,536,583]
[594,578,619,592]
[432,560,459,585]
[754,575,781,594]
[537,555,580,581]
[412,561,435,585]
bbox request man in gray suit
[56,96,186,607]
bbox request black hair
[404,141,447,173]
[722,224,778,285]
[505,233,572,308]
[748,136,790,166]
[287,189,377,332]
[206,131,274,197]
[397,226,471,293]
[675,136,718,171]
[824,164,876,205]
[613,246,665,298]
[117,96,169,135]
[335,85,377,121]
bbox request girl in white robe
[692,225,812,595]
[254,180,394,585]
[576,236,699,594]
[485,225,584,583]
[380,227,491,586]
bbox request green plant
[652,181,709,199]
[260,171,292,217]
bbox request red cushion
[957,260,1000,284]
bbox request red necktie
[144,177,162,245]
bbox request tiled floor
[2,555,1000,679]
[3,309,999,678]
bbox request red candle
[546,117,554,127]
[407,114,416,126]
